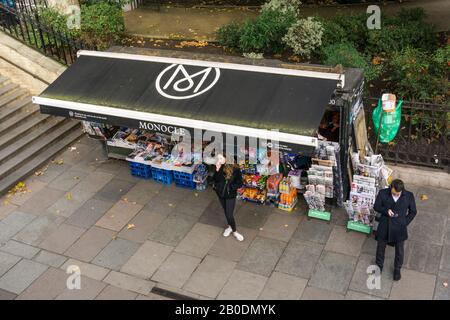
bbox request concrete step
[0,123,83,196]
[0,82,19,97]
[0,88,28,108]
[0,119,81,180]
[0,116,67,165]
[0,113,51,150]
[0,75,9,86]
[0,93,30,122]
[0,104,39,136]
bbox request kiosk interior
[33,49,383,231]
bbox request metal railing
[0,2,91,65]
[364,98,450,172]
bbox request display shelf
[238,196,266,205]
[278,198,297,212]
[307,209,331,222]
[346,220,373,235]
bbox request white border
[32,96,318,148]
[77,50,345,87]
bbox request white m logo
[156,64,220,100]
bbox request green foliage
[37,7,80,37]
[322,42,382,82]
[217,22,242,50]
[79,2,124,49]
[387,47,448,103]
[238,9,296,54]
[261,0,301,18]
[283,17,323,58]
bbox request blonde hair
[223,163,239,180]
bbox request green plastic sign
[347,221,372,234]
[308,209,331,221]
[372,99,403,143]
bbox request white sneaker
[233,231,244,242]
[223,226,233,237]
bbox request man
[373,179,417,281]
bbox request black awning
[33,51,342,154]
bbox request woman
[213,154,244,241]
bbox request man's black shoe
[393,269,401,281]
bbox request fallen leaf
[127,224,135,230]
[259,228,263,231]
[110,215,115,218]
[131,202,137,205]
[112,235,117,240]
[123,198,128,202]
[443,282,448,288]
[284,224,289,228]
[56,159,64,165]
[420,194,428,201]
[70,147,77,151]
[65,193,72,201]
[168,203,173,207]
[194,193,198,197]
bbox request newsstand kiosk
[32,49,373,230]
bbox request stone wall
[0,31,66,95]
[390,163,450,190]
[46,0,79,14]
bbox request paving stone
[56,275,107,300]
[405,240,442,275]
[415,186,450,214]
[408,211,447,246]
[198,200,228,228]
[330,207,349,227]
[6,179,47,206]
[0,288,16,300]
[237,237,286,277]
[94,178,136,202]
[389,269,436,300]
[275,239,323,279]
[114,166,146,184]
[121,181,159,205]
[103,271,155,295]
[33,163,72,184]
[47,198,84,218]
[18,188,66,216]
[13,214,65,246]
[151,252,201,288]
[301,286,345,300]
[345,290,384,300]
[258,271,307,300]
[143,198,177,216]
[16,267,67,300]
[0,202,18,221]
[0,251,21,277]
[235,204,271,230]
[218,270,267,300]
[69,171,115,203]
[95,285,138,300]
[184,255,236,299]
[135,293,172,300]
[65,198,114,229]
[324,225,366,257]
[0,259,48,294]
[58,143,97,166]
[33,250,67,268]
[258,213,302,242]
[156,282,207,300]
[309,251,357,294]
[349,254,394,299]
[117,209,167,244]
[92,238,140,271]
[61,259,109,281]
[121,240,173,279]
[208,227,257,262]
[0,211,36,243]
[94,159,128,174]
[0,240,39,259]
[39,224,86,254]
[47,170,88,191]
[292,217,333,244]
[149,213,197,247]
[445,222,450,246]
[439,245,450,272]
[434,270,450,300]
[175,223,221,258]
[65,226,115,262]
[95,200,143,232]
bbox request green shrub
[365,8,438,55]
[239,9,296,54]
[283,17,323,58]
[329,14,368,51]
[38,7,79,37]
[80,2,125,49]
[217,22,242,50]
[387,47,448,103]
[322,42,382,82]
[261,0,301,18]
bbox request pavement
[0,135,449,300]
[123,0,450,41]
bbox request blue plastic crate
[130,170,152,179]
[129,162,151,171]
[151,168,173,185]
[174,178,196,189]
